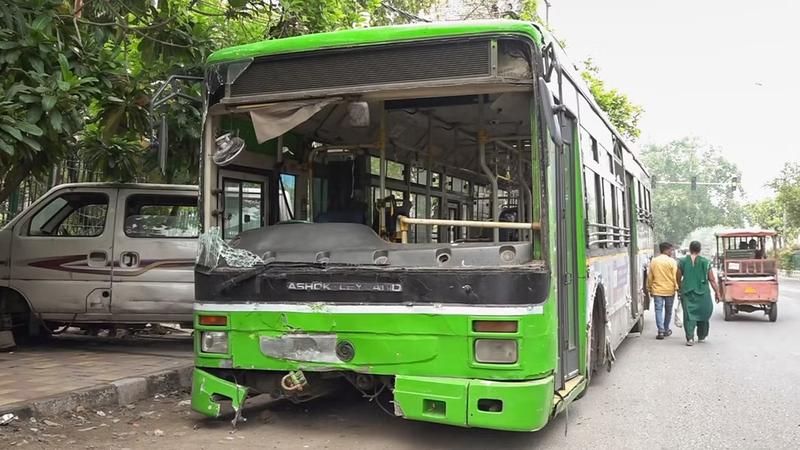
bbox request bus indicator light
[473,320,518,333]
[199,315,227,326]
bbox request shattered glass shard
[197,227,264,269]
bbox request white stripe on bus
[194,303,545,316]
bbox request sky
[537,0,800,201]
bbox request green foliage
[744,197,797,242]
[776,245,800,273]
[79,129,143,183]
[0,0,435,204]
[581,58,643,142]
[642,137,745,245]
[0,0,104,201]
[769,163,800,232]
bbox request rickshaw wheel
[723,302,733,321]
[768,303,778,322]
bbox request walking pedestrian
[676,241,721,346]
[647,242,678,340]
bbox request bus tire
[630,312,644,333]
[578,293,605,401]
[588,289,606,380]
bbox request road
[3,279,800,449]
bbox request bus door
[218,169,268,241]
[555,111,581,385]
[626,172,640,318]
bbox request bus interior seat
[499,206,520,242]
[372,195,411,237]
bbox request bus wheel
[768,303,777,322]
[723,303,733,321]
[588,293,606,378]
[630,313,644,333]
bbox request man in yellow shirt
[647,242,679,340]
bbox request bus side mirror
[538,77,563,147]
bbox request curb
[0,364,193,420]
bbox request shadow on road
[198,386,553,449]
[193,336,649,449]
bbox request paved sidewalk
[0,332,193,415]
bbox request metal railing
[397,216,541,244]
[723,258,778,276]
[587,222,631,247]
[0,163,107,227]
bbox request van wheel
[768,304,777,322]
[723,303,733,321]
[0,289,42,342]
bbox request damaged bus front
[192,21,585,432]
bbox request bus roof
[207,20,543,64]
[715,229,778,238]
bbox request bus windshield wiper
[215,262,329,294]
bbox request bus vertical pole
[426,115,433,242]
[517,139,528,239]
[379,102,387,235]
[478,95,499,242]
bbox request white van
[0,183,198,338]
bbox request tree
[769,163,800,232]
[581,58,643,142]
[0,0,105,204]
[0,0,438,207]
[745,198,795,240]
[641,137,745,245]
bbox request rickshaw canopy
[715,229,777,238]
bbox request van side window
[28,193,109,237]
[124,194,198,238]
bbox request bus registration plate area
[260,334,339,363]
[744,286,757,294]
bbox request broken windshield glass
[197,227,264,270]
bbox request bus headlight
[474,339,517,364]
[201,331,229,354]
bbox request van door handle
[88,250,108,267]
[120,251,140,268]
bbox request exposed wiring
[355,383,395,417]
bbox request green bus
[191,20,654,432]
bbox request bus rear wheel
[630,313,644,333]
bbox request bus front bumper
[191,368,248,418]
[191,368,554,432]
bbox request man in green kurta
[676,241,720,346]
